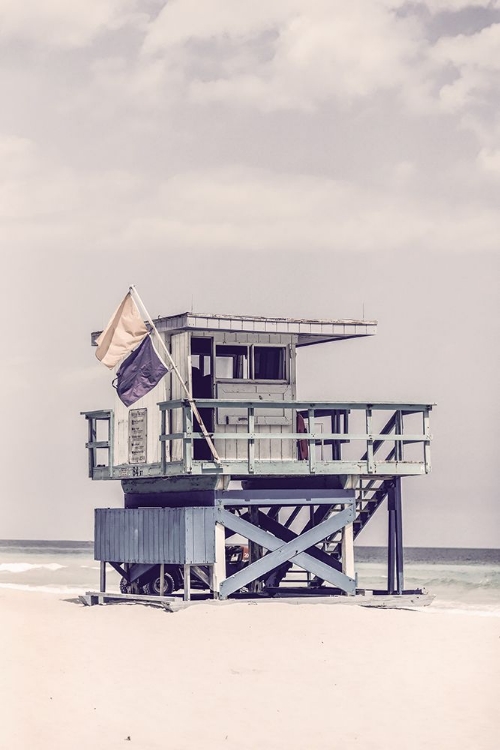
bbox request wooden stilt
[159,563,165,597]
[183,564,191,601]
[341,521,355,591]
[387,485,396,595]
[394,478,404,594]
[99,561,106,605]
[211,522,226,599]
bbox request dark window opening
[254,347,286,380]
[191,337,214,459]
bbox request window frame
[215,343,289,383]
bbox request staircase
[326,476,392,561]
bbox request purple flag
[114,335,168,407]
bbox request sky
[0,0,499,546]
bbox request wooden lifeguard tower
[82,307,433,604]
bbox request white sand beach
[1,589,498,750]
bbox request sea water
[0,540,498,615]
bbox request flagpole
[128,285,221,464]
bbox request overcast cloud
[0,1,498,545]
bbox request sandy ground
[0,590,498,750]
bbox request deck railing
[157,399,433,477]
[81,409,114,477]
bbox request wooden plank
[83,591,174,606]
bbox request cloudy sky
[1,0,498,545]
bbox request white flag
[95,292,148,369]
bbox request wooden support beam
[183,564,191,601]
[100,561,106,593]
[387,484,395,595]
[217,506,356,598]
[341,522,355,586]
[99,561,106,605]
[159,563,165,597]
[210,522,226,599]
[254,510,343,573]
[394,478,404,594]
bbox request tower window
[254,347,285,380]
[215,345,249,379]
[215,345,286,381]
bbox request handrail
[158,399,434,412]
[157,399,432,476]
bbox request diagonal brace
[254,510,342,572]
[217,505,355,598]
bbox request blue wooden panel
[95,508,216,564]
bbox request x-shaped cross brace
[216,504,356,598]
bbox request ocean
[0,540,499,616]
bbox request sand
[1,589,498,750]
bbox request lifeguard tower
[82,307,433,604]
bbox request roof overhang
[92,312,377,347]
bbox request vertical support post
[341,521,355,591]
[183,564,191,601]
[248,406,255,474]
[365,407,374,473]
[211,522,226,599]
[99,561,106,604]
[394,477,404,594]
[249,507,263,593]
[159,563,165,597]
[387,483,395,594]
[306,505,315,584]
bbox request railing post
[248,406,255,474]
[87,418,95,478]
[160,407,166,474]
[395,410,404,461]
[184,402,193,473]
[365,407,374,473]
[308,408,316,473]
[108,412,114,478]
[423,408,431,473]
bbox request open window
[215,345,287,381]
[215,345,249,379]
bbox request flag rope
[128,285,221,464]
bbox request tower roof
[152,311,376,347]
[92,311,376,348]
